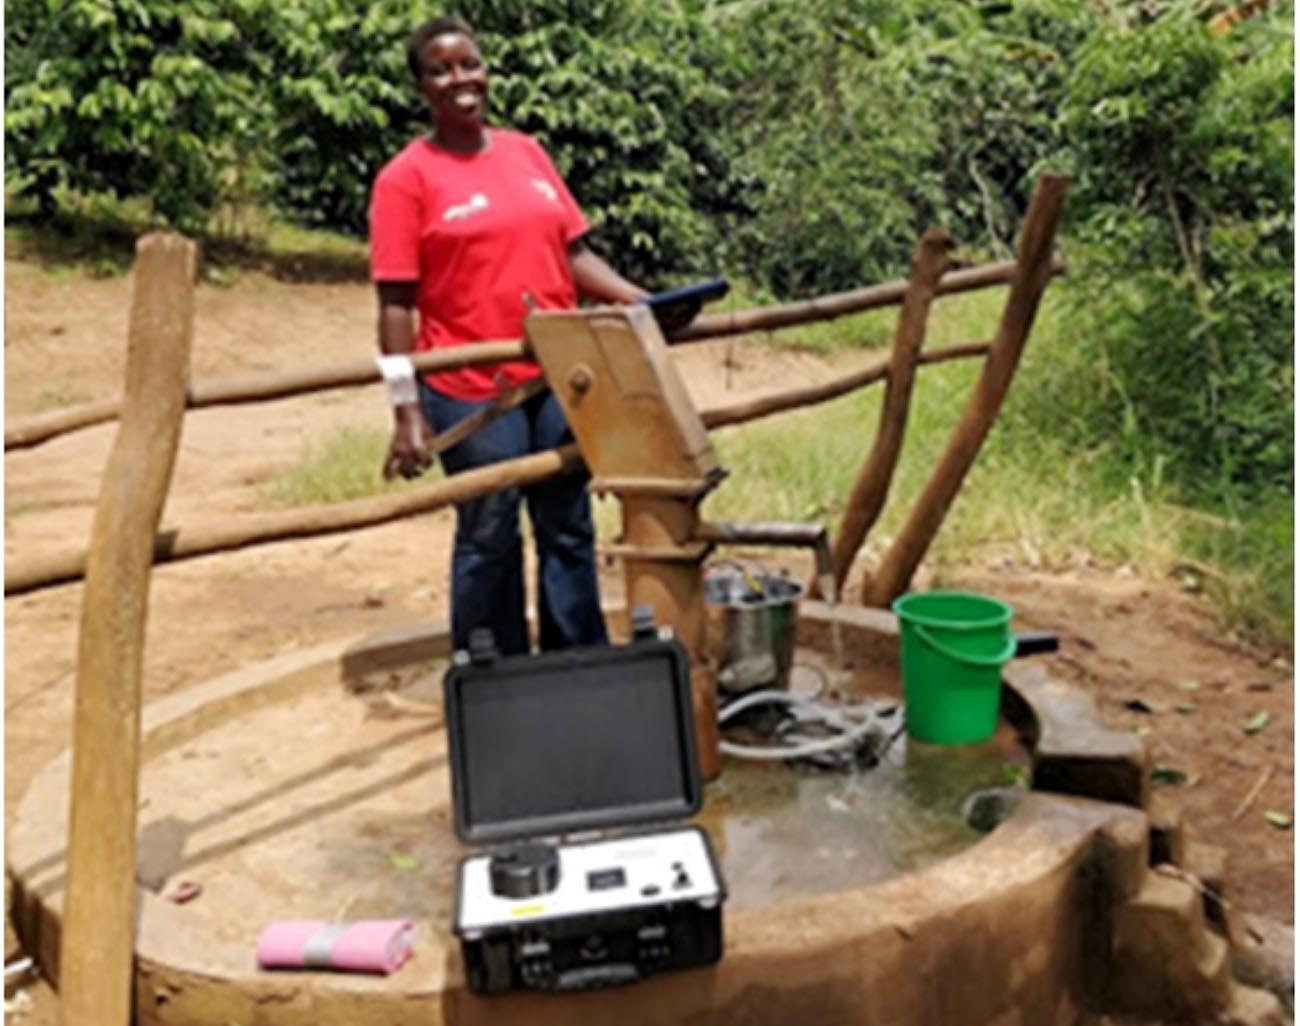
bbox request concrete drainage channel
[7,603,1285,1025]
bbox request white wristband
[376,355,419,407]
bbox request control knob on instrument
[489,844,561,899]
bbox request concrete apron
[6,605,1280,1026]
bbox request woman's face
[419,32,488,130]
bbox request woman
[369,15,648,656]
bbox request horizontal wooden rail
[679,256,1063,342]
[7,396,125,451]
[189,341,528,406]
[4,342,528,451]
[4,257,1062,452]
[4,339,989,597]
[701,340,988,430]
[4,445,583,595]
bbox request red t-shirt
[368,129,589,401]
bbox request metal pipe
[696,520,833,585]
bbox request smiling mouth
[450,89,483,110]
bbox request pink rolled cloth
[256,919,414,974]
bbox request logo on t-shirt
[530,178,558,204]
[443,192,490,222]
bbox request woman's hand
[375,280,429,480]
[383,403,435,481]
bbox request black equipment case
[444,616,727,995]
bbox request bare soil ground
[3,256,1293,1022]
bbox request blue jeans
[419,381,608,656]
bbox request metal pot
[703,567,805,695]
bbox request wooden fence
[15,174,1067,1026]
[5,176,1065,598]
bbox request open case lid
[443,634,701,846]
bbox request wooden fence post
[863,174,1068,607]
[59,232,196,1026]
[826,227,952,598]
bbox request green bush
[1047,4,1293,493]
[5,0,274,231]
[262,0,427,237]
[715,0,1093,294]
[4,0,751,282]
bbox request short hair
[406,16,477,81]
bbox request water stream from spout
[822,574,847,672]
[812,533,847,676]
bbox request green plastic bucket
[892,590,1016,745]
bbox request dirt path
[4,257,1292,1021]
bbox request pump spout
[695,520,834,598]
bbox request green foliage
[717,0,1093,294]
[1044,2,1293,493]
[263,0,427,234]
[717,0,940,294]
[4,0,751,281]
[6,0,275,231]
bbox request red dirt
[4,256,1292,1023]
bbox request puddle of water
[137,634,1025,930]
[698,723,1027,908]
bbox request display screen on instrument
[586,868,627,891]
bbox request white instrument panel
[456,827,721,935]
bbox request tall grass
[1178,492,1294,647]
[263,426,435,506]
[694,286,1292,650]
[697,358,1182,574]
